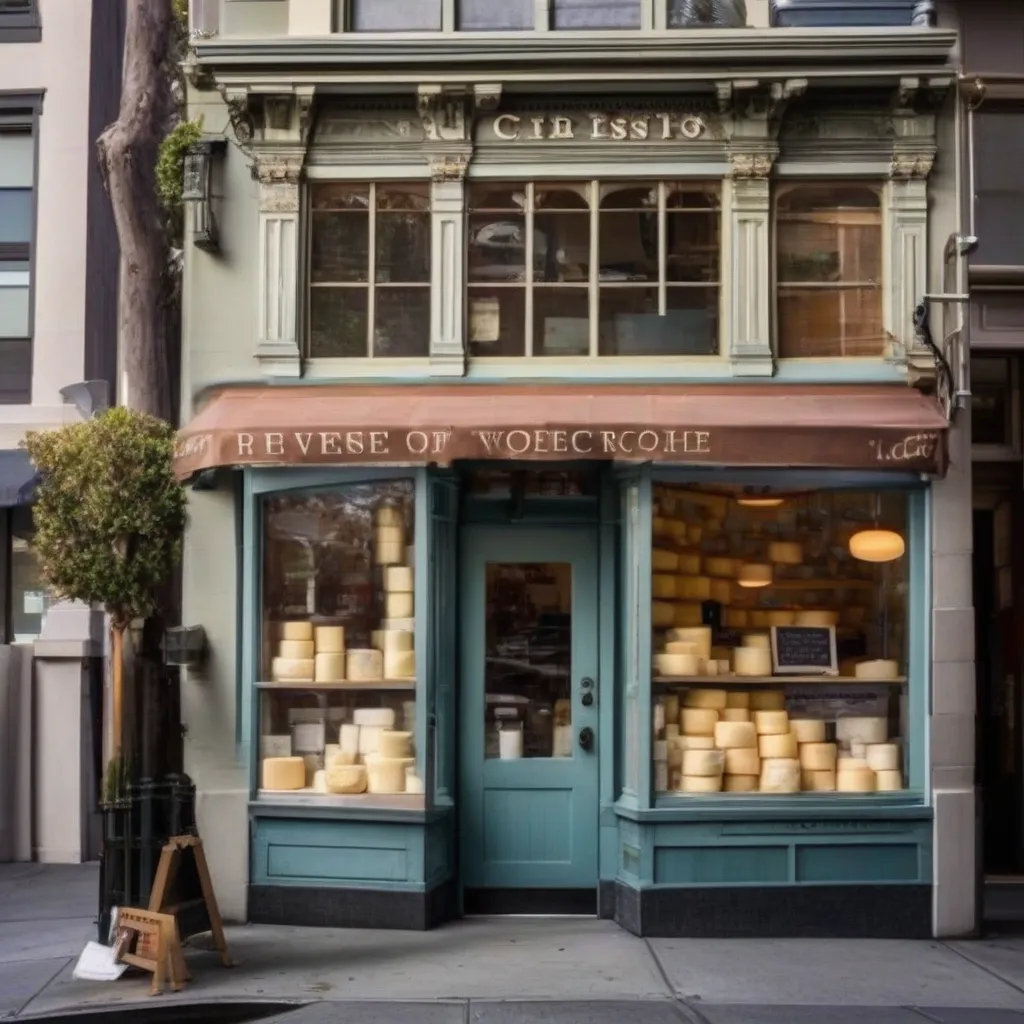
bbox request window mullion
[589,180,599,358]
[442,0,455,31]
[525,183,535,357]
[535,0,550,31]
[367,183,376,358]
[658,181,667,316]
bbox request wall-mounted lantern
[183,139,226,254]
[163,625,208,669]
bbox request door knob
[581,692,594,708]
[578,726,595,752]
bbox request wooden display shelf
[257,679,416,691]
[653,674,906,686]
[761,578,876,590]
[256,790,426,810]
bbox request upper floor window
[973,110,1024,269]
[468,181,720,358]
[775,183,883,359]
[0,0,41,42]
[307,183,430,359]
[0,128,33,402]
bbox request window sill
[615,794,929,822]
[249,796,448,824]
[0,17,41,43]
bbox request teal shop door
[459,526,600,913]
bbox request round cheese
[743,633,771,650]
[724,746,760,775]
[326,762,368,794]
[280,621,314,642]
[376,523,404,546]
[339,724,360,753]
[790,719,827,744]
[358,726,382,755]
[678,576,712,600]
[279,639,314,659]
[724,774,759,792]
[865,743,900,772]
[666,739,684,768]
[681,774,723,793]
[314,626,345,653]
[665,641,697,656]
[654,761,669,792]
[734,647,772,677]
[383,630,414,654]
[652,602,675,628]
[759,731,798,759]
[717,659,731,675]
[794,610,838,627]
[849,741,867,759]
[375,505,404,528]
[653,740,669,762]
[370,630,386,651]
[709,581,731,605]
[837,756,869,771]
[663,696,680,723]
[384,616,416,633]
[714,720,757,749]
[353,707,396,728]
[385,649,416,679]
[802,769,837,792]
[722,708,751,722]
[667,627,711,659]
[836,767,876,793]
[652,549,680,572]
[703,660,719,677]
[682,748,725,776]
[688,525,704,544]
[835,717,888,746]
[384,566,414,593]
[375,527,405,564]
[655,653,699,677]
[678,552,702,575]
[766,610,796,627]
[753,710,790,735]
[664,723,680,741]
[681,708,719,736]
[855,659,900,680]
[262,757,306,791]
[386,592,415,619]
[768,542,802,565]
[799,742,837,771]
[705,557,737,578]
[760,758,801,793]
[749,690,786,711]
[875,769,903,792]
[347,649,385,682]
[405,772,426,795]
[683,689,728,710]
[725,691,751,710]
[312,769,329,794]
[378,730,413,758]
[653,575,678,599]
[314,653,346,683]
[271,657,314,682]
[750,611,771,628]
[723,608,749,628]
[673,603,704,628]
[366,756,414,794]
[678,734,715,750]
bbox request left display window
[256,480,423,808]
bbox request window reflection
[459,0,534,28]
[553,0,641,28]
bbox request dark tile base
[611,881,933,938]
[249,877,457,931]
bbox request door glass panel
[484,562,572,759]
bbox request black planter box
[770,0,933,27]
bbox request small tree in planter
[25,407,187,802]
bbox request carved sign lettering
[491,112,707,142]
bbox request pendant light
[849,496,905,563]
[736,488,784,508]
[737,563,773,588]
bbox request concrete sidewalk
[6,865,1024,1022]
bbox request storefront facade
[177,4,970,937]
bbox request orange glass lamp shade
[736,496,784,508]
[737,563,773,588]
[849,529,905,563]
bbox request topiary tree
[24,407,187,795]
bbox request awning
[173,383,949,480]
[0,450,39,507]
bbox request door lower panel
[464,887,598,916]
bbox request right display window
[650,483,910,798]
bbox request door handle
[578,726,594,752]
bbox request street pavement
[6,864,1024,1022]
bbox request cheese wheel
[688,525,704,544]
[665,723,680,741]
[766,610,796,627]
[678,552,702,575]
[654,761,669,792]
[653,703,666,734]
[836,767,876,792]
[682,748,725,776]
[749,690,786,711]
[271,657,314,682]
[724,774,759,792]
[710,580,733,604]
[405,772,426,795]
[734,647,772,676]
[759,731,798,759]
[673,603,704,628]
[790,719,827,744]
[314,653,346,682]
[802,769,837,792]
[378,730,413,758]
[724,746,760,775]
[384,566,414,592]
[358,725,382,755]
[655,653,699,677]
[723,608,749,628]
[347,649,384,682]
[677,734,715,750]
[760,758,801,793]
[666,738,684,768]
[837,756,869,771]
[718,660,731,675]
[652,602,675,627]
[376,524,404,546]
[375,532,405,565]
[262,757,306,791]
[279,639,314,659]
[663,696,680,723]
[875,769,903,792]
[383,617,416,633]
[385,649,416,679]
[314,626,345,653]
[327,762,368,794]
[370,630,386,651]
[260,734,292,758]
[835,717,888,746]
[386,592,414,618]
[653,740,669,762]
[794,610,838,627]
[339,723,360,753]
[353,707,396,728]
[653,575,677,599]
[653,549,680,572]
[799,742,837,770]
[743,633,771,650]
[855,659,899,680]
[722,708,751,722]
[681,774,723,793]
[754,710,789,735]
[375,505,404,528]
[865,743,900,772]
[714,720,757,749]
[850,741,867,759]
[681,708,718,736]
[725,691,751,710]
[705,557,736,578]
[683,689,727,710]
[769,541,803,565]
[750,611,771,628]
[665,641,697,655]
[704,660,719,677]
[280,621,314,642]
[383,629,414,654]
[312,769,329,794]
[678,576,712,600]
[667,627,711,659]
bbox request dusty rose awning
[173,383,949,480]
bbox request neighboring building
[175,0,974,937]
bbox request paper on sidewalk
[72,941,128,982]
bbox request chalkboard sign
[770,625,838,676]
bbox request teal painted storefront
[242,462,934,937]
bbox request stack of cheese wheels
[366,755,415,794]
[383,565,415,624]
[381,627,415,680]
[714,716,759,791]
[733,633,773,677]
[348,707,396,763]
[313,625,346,683]
[791,719,837,790]
[375,504,405,565]
[754,707,800,793]
[270,621,315,682]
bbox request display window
[649,483,911,798]
[256,480,423,808]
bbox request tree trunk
[111,624,124,759]
[97,0,176,421]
